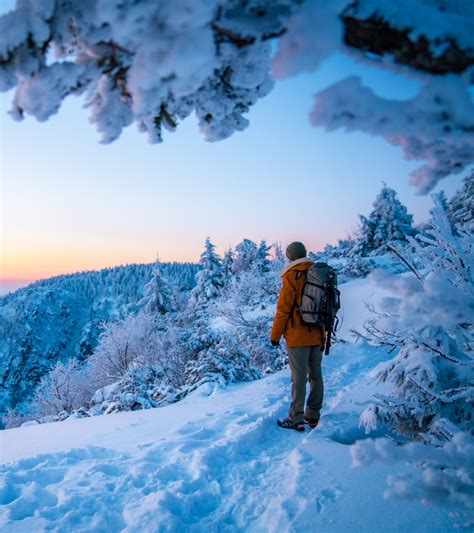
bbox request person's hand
[271,340,279,347]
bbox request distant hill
[0,262,198,413]
[0,280,33,296]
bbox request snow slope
[0,277,454,532]
[336,275,396,341]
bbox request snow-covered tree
[331,237,356,258]
[139,261,173,315]
[0,260,199,414]
[91,366,160,415]
[359,195,474,439]
[222,249,234,281]
[272,242,286,265]
[31,359,92,418]
[348,195,474,529]
[354,185,416,256]
[184,333,261,392]
[256,240,272,273]
[449,170,474,233]
[87,312,160,387]
[1,1,471,191]
[232,239,259,275]
[187,237,224,311]
[148,325,196,391]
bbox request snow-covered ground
[0,277,454,532]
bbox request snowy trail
[0,342,453,532]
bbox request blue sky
[0,18,466,284]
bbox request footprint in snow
[315,487,342,513]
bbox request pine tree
[188,238,224,310]
[449,171,474,233]
[232,239,258,275]
[355,184,416,256]
[1,0,471,196]
[256,241,272,273]
[360,195,474,439]
[222,249,234,281]
[139,261,173,315]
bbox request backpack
[298,262,341,355]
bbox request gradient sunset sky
[0,6,468,288]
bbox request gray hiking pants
[288,345,324,423]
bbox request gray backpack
[299,262,341,354]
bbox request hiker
[271,242,325,432]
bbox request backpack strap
[295,270,314,331]
[290,271,304,327]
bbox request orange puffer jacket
[271,259,325,348]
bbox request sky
[0,8,467,290]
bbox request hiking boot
[304,416,319,429]
[277,417,305,432]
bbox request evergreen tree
[232,239,259,275]
[1,0,471,193]
[256,241,272,273]
[222,249,234,281]
[139,261,173,315]
[360,195,474,439]
[449,171,474,233]
[355,184,416,256]
[183,334,261,391]
[188,238,224,309]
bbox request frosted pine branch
[1,0,473,190]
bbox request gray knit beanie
[286,242,307,261]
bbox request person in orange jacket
[271,242,325,431]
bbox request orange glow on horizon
[1,242,201,282]
[2,235,327,283]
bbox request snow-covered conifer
[222,249,234,281]
[184,334,260,391]
[354,184,416,256]
[1,1,472,189]
[139,261,173,314]
[187,238,224,311]
[256,240,272,273]
[91,366,160,415]
[232,239,258,275]
[449,171,474,233]
[359,195,474,439]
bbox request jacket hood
[281,257,313,276]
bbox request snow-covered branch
[359,195,474,438]
[1,1,472,190]
[310,76,474,193]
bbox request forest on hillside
[2,174,472,440]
